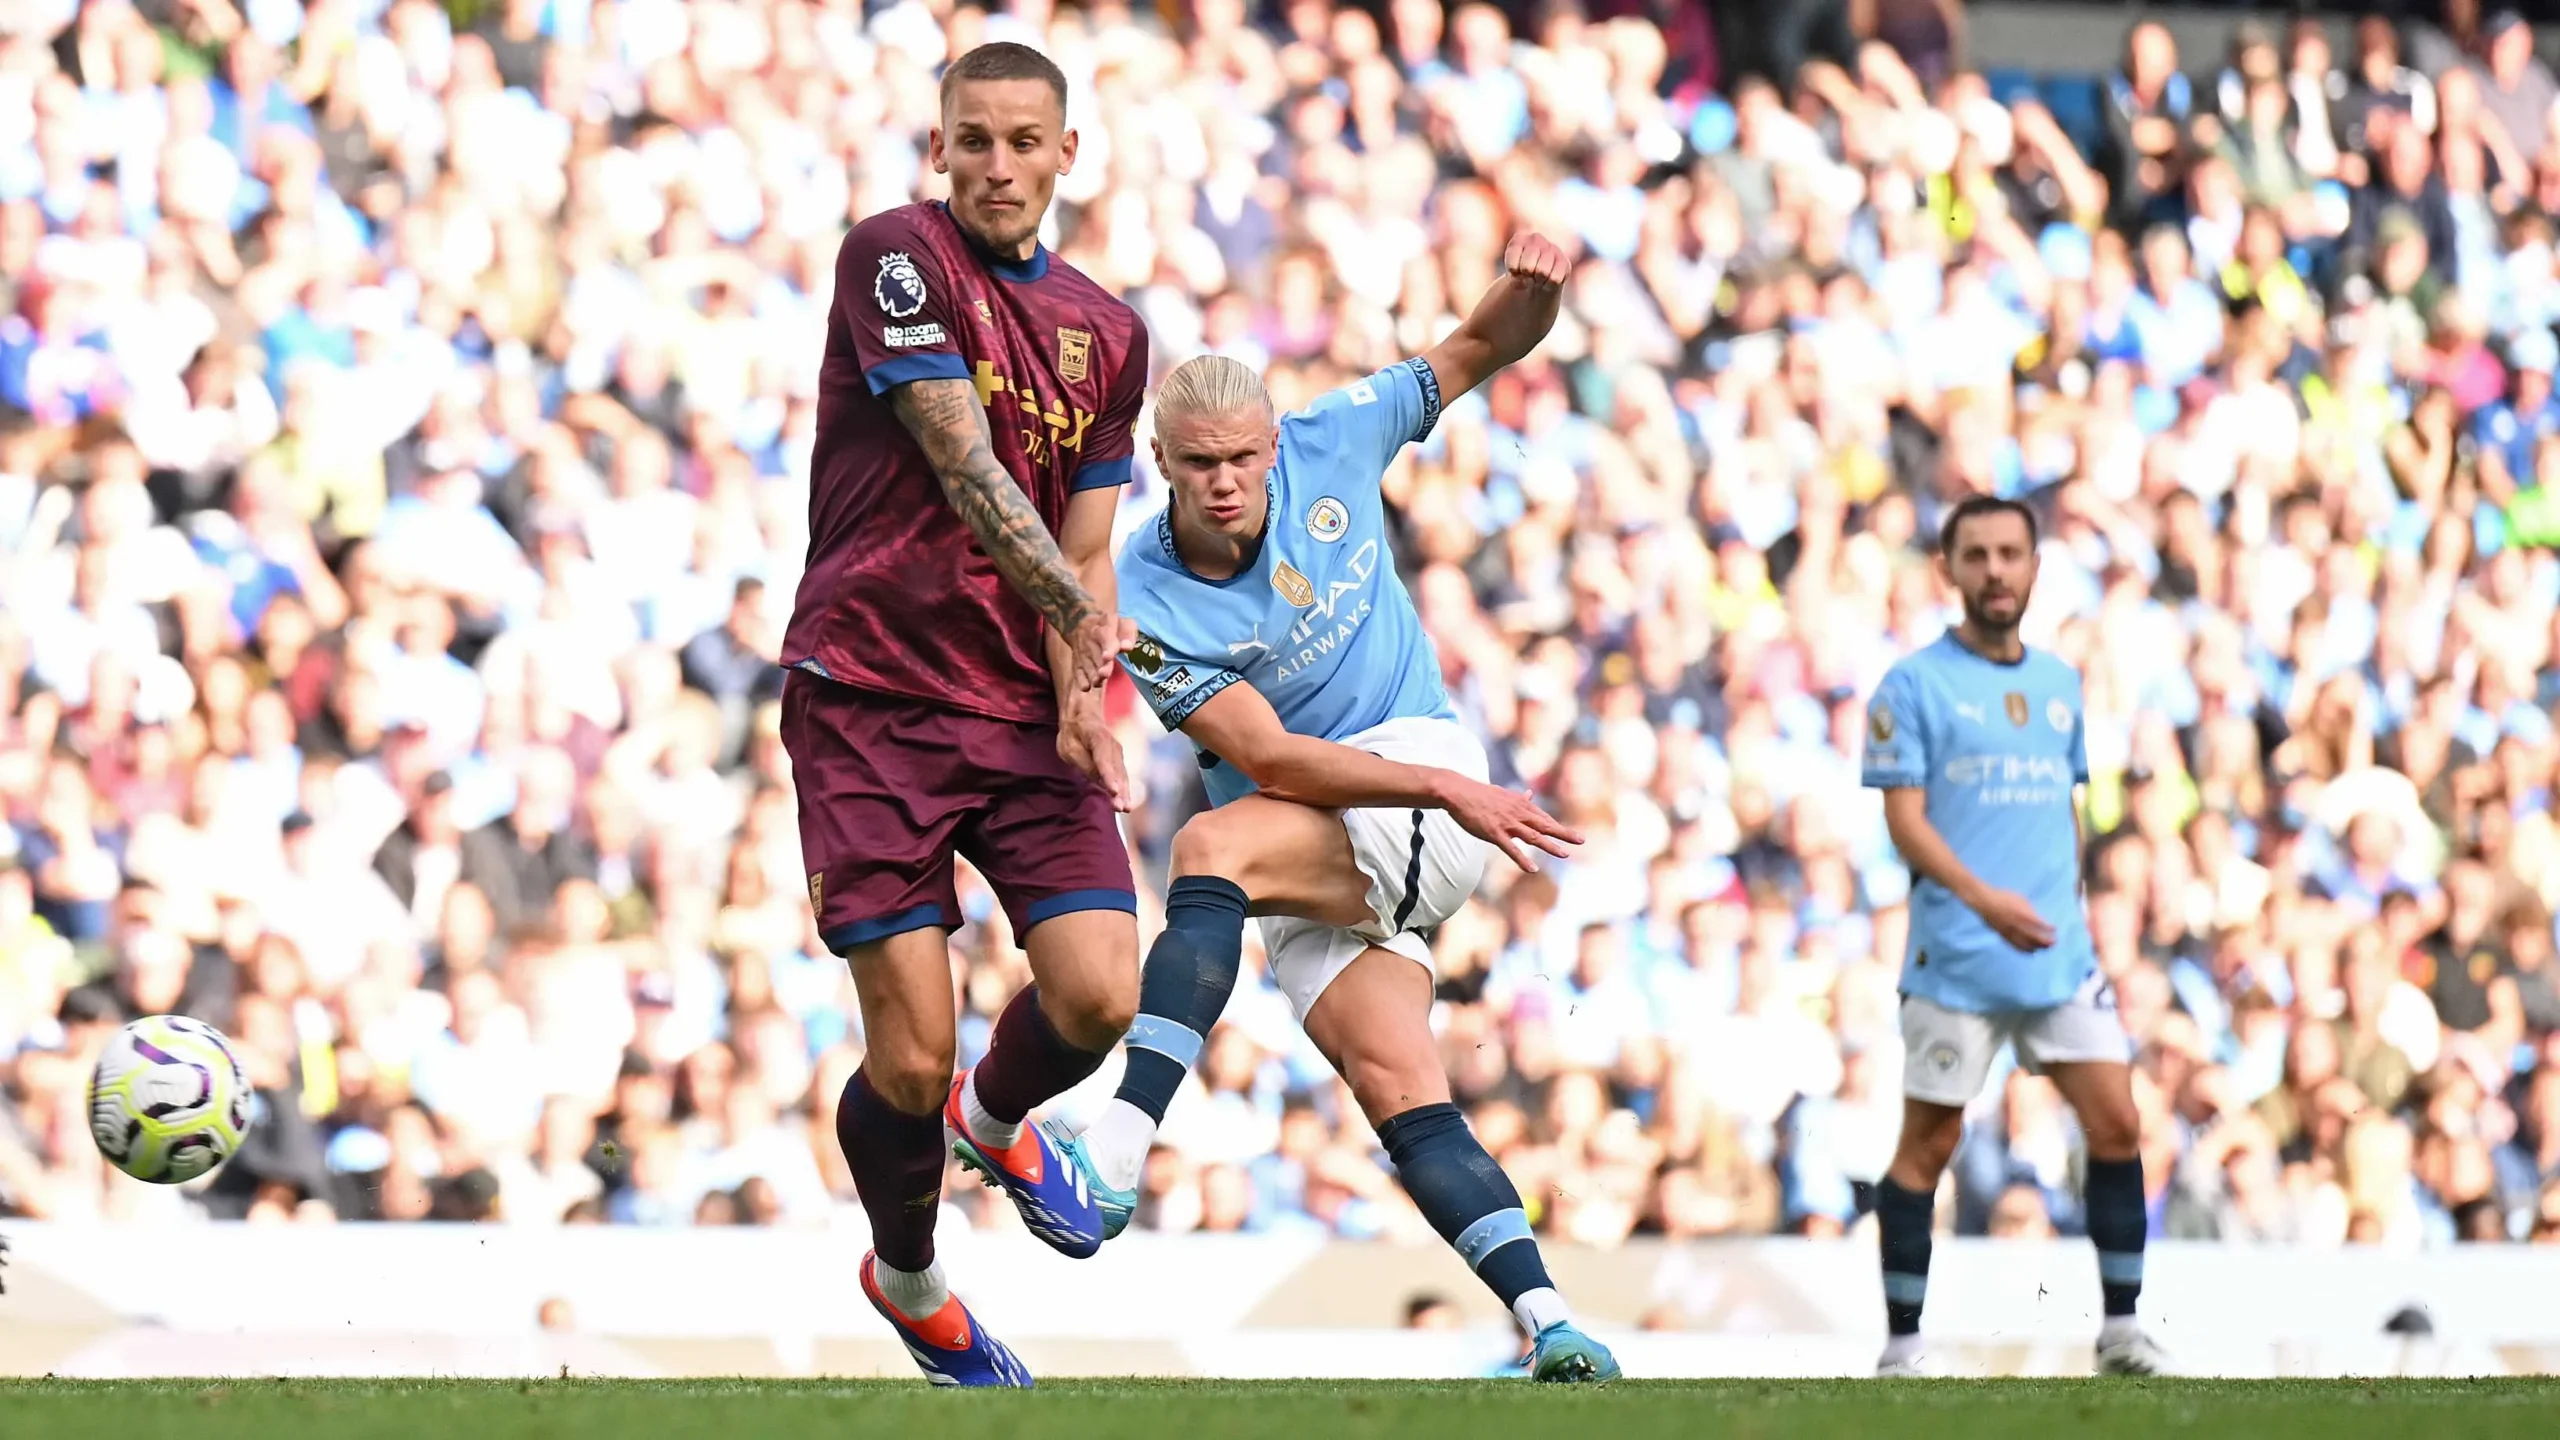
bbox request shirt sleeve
[1073,319,1150,492]
[1861,666,1929,790]
[836,213,969,395]
[1298,356,1443,478]
[1118,573,1244,730]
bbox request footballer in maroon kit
[782,43,1145,1386]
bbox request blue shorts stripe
[1452,1207,1534,1271]
[822,904,953,954]
[1022,888,1139,928]
[1882,1272,1930,1306]
[863,353,971,394]
[2096,1250,2145,1285]
[1124,1014,1204,1068]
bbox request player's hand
[1066,611,1137,693]
[1972,887,2057,952]
[1442,777,1583,874]
[1058,713,1135,813]
[1501,232,1571,291]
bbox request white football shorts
[1899,967,2134,1106]
[1259,716,1492,1021]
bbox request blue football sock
[2085,1156,2146,1318]
[1377,1102,1556,1314]
[1112,875,1247,1124]
[1876,1177,1933,1336]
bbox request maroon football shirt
[785,201,1150,726]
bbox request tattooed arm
[887,376,1130,691]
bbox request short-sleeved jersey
[1117,358,1453,807]
[785,201,1150,726]
[1860,634,2096,1014]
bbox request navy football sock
[836,1068,944,1272]
[1377,1102,1557,1316]
[1113,875,1248,1123]
[1876,1177,1934,1337]
[2085,1156,2146,1318]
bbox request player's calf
[1078,874,1248,1198]
[1875,1099,1963,1373]
[2052,1061,2149,1355]
[1077,799,1372,1207]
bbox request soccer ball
[87,1015,253,1184]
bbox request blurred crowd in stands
[3,0,2560,1261]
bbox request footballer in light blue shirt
[1056,236,1619,1383]
[1858,495,2166,1379]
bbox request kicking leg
[1078,798,1373,1203]
[2047,1058,2165,1374]
[1305,945,1617,1383]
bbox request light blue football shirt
[1859,633,2096,1014]
[1119,358,1455,807]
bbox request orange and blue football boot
[859,1252,1034,1388]
[944,1070,1108,1258]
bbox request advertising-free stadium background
[4,0,2560,1378]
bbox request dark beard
[1959,594,2022,638]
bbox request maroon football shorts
[781,669,1135,954]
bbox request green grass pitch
[1,1378,2556,1440]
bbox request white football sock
[871,1256,951,1321]
[1083,1098,1155,1193]
[2100,1314,2142,1344]
[960,1070,1021,1150]
[1511,1287,1572,1336]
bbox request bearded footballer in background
[1027,235,1618,1382]
[781,42,1148,1387]
[1859,495,2168,1378]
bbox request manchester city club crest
[2047,698,2072,733]
[1306,497,1349,543]
[874,251,928,319]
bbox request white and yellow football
[87,1015,253,1184]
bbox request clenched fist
[1501,232,1571,289]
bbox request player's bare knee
[1044,973,1136,1051]
[2082,1102,2142,1161]
[1893,1115,1963,1186]
[1168,811,1257,887]
[869,1040,955,1116]
[1340,1049,1445,1127]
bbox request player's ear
[1058,127,1079,174]
[927,126,948,174]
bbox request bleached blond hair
[1151,354,1273,437]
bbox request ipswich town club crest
[874,252,928,319]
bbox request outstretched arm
[1419,232,1572,404]
[1181,681,1578,871]
[887,378,1127,691]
